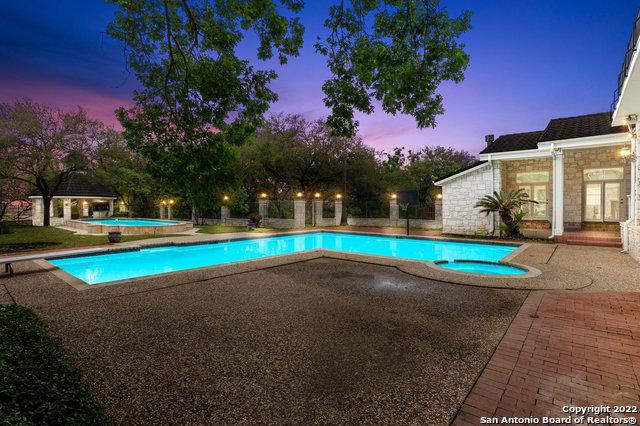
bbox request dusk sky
[0,1,638,156]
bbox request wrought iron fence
[399,204,436,220]
[267,200,294,219]
[347,200,390,218]
[322,200,335,218]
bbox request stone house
[435,9,640,262]
[435,113,631,242]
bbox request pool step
[554,231,621,248]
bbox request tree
[406,146,476,201]
[0,175,30,222]
[94,130,156,217]
[315,0,471,137]
[107,0,305,218]
[475,189,534,237]
[0,101,104,226]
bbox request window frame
[515,171,549,221]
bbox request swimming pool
[81,219,180,226]
[49,232,518,285]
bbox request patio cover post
[552,148,564,236]
[63,199,72,221]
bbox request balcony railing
[612,8,640,117]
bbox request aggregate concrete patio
[2,258,528,424]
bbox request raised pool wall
[67,219,193,235]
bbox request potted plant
[108,231,122,243]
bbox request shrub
[475,189,535,238]
[0,222,11,234]
[0,305,108,424]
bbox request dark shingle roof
[30,173,116,198]
[538,112,626,142]
[435,161,487,182]
[480,131,544,155]
[479,112,627,155]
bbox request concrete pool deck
[1,230,640,423]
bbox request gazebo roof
[29,173,117,199]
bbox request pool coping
[66,218,193,235]
[30,229,583,291]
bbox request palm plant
[475,188,536,237]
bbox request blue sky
[0,0,637,155]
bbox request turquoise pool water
[49,232,517,284]
[82,219,180,226]
[439,261,526,275]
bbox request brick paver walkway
[454,291,640,424]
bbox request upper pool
[49,232,517,285]
[81,218,180,226]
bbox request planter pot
[108,231,122,243]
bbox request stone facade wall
[629,225,640,261]
[441,163,500,235]
[563,146,631,230]
[501,158,553,229]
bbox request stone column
[33,198,43,226]
[221,205,230,224]
[293,199,306,228]
[552,149,564,236]
[82,200,89,217]
[389,198,399,225]
[313,199,323,226]
[62,199,72,221]
[159,204,165,219]
[50,200,54,217]
[334,200,343,226]
[435,199,443,223]
[108,200,114,217]
[258,198,269,219]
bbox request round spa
[433,260,528,276]
[67,218,193,235]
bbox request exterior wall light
[161,200,167,205]
[296,192,303,198]
[223,195,229,201]
[314,192,321,198]
[168,199,174,205]
[436,194,443,200]
[260,192,267,198]
[390,193,397,199]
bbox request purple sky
[0,1,637,156]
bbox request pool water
[439,261,525,275]
[49,232,517,284]
[82,219,180,226]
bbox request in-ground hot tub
[66,218,193,235]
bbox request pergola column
[552,148,564,236]
[63,198,72,221]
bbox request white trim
[537,132,630,150]
[551,148,564,236]
[479,148,550,161]
[434,162,489,186]
[479,133,631,162]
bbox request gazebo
[28,174,118,226]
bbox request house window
[516,171,549,219]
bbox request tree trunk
[340,156,348,226]
[42,195,51,227]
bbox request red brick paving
[453,291,640,425]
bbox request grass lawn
[0,304,108,424]
[0,223,183,254]
[196,224,287,234]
